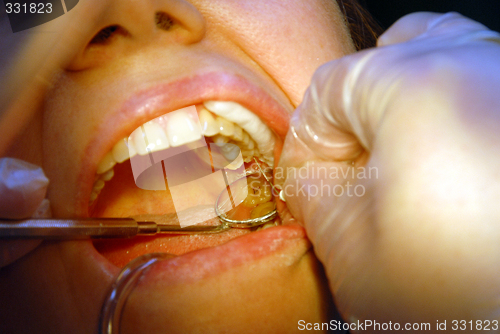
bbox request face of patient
[1,0,354,332]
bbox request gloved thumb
[0,158,50,267]
[276,11,500,182]
[377,12,500,47]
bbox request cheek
[42,80,87,192]
[202,0,354,107]
[42,71,128,176]
[120,251,335,333]
[3,109,44,165]
[41,74,120,215]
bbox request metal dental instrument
[215,158,279,227]
[0,166,278,239]
[0,217,232,239]
[252,157,285,202]
[250,157,286,202]
[0,159,283,239]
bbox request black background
[361,0,500,32]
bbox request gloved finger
[0,240,42,268]
[0,158,50,268]
[0,158,49,219]
[281,162,376,317]
[276,12,500,189]
[377,12,443,46]
[276,46,386,188]
[378,12,500,47]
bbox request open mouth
[88,97,295,268]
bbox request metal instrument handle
[0,218,231,239]
[0,218,144,239]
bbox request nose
[69,0,205,70]
[109,0,205,44]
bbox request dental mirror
[215,157,280,228]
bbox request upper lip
[76,71,292,216]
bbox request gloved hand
[0,158,50,267]
[277,12,500,327]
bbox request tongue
[91,161,172,217]
[91,160,222,218]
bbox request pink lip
[77,71,292,216]
[138,224,309,285]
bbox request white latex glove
[277,12,500,328]
[0,158,50,267]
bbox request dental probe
[0,218,230,239]
[252,157,286,202]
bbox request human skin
[0,0,355,333]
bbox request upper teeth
[203,101,275,164]
[92,101,276,203]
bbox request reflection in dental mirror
[215,168,278,229]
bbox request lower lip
[93,223,309,281]
[125,224,310,284]
[93,226,251,268]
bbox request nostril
[155,12,174,31]
[89,25,128,45]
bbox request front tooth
[199,108,219,136]
[257,221,278,231]
[143,122,170,152]
[166,109,202,147]
[203,101,275,163]
[216,116,234,137]
[97,151,116,174]
[130,127,149,155]
[127,139,137,158]
[112,138,130,163]
[130,122,169,155]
